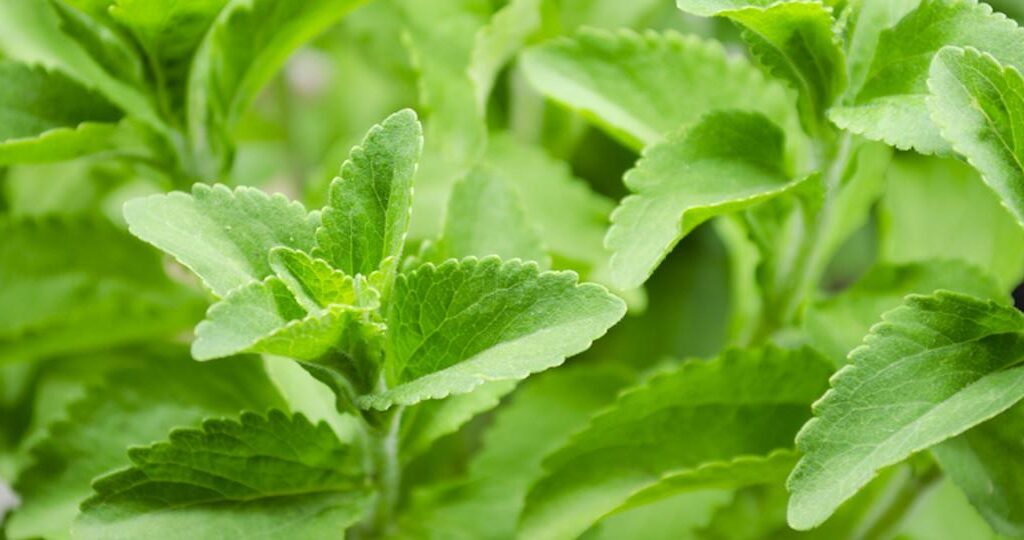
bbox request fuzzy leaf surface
[315,109,423,277]
[123,183,319,297]
[74,410,371,540]
[788,292,1024,529]
[359,257,626,409]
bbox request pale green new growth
[316,109,424,277]
[677,0,847,131]
[788,292,1024,529]
[74,411,372,540]
[520,347,831,540]
[832,0,1024,153]
[123,183,319,297]
[359,257,626,409]
[607,111,804,289]
[928,46,1024,228]
[520,28,800,149]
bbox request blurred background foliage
[1,1,1022,538]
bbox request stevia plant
[3,0,1024,539]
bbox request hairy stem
[363,406,403,537]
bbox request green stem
[363,406,403,537]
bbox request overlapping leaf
[520,28,801,151]
[677,0,847,131]
[788,292,1024,529]
[315,108,423,277]
[188,0,365,173]
[879,154,1024,290]
[74,411,372,540]
[520,346,832,540]
[7,354,285,540]
[933,403,1024,537]
[928,46,1024,228]
[0,60,125,164]
[192,248,380,361]
[831,0,1024,153]
[123,183,319,297]
[359,257,626,409]
[606,111,805,289]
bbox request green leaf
[842,0,920,95]
[73,410,372,540]
[0,218,202,365]
[606,111,805,289]
[788,291,1024,529]
[804,259,1006,365]
[7,353,285,540]
[429,164,550,267]
[932,403,1024,537]
[897,479,1008,540]
[482,133,614,277]
[879,154,1024,291]
[0,60,126,164]
[188,0,365,174]
[397,363,632,540]
[192,251,380,361]
[676,0,847,131]
[831,0,1024,153]
[108,0,227,115]
[315,109,423,277]
[396,0,489,239]
[359,257,626,409]
[520,28,801,151]
[123,183,320,297]
[468,0,547,108]
[520,346,832,540]
[928,46,1024,229]
[49,0,145,90]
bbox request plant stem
[365,406,403,537]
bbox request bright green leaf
[123,183,320,297]
[606,111,805,289]
[677,0,847,131]
[831,0,1024,153]
[359,257,626,409]
[928,46,1024,228]
[315,108,423,277]
[192,265,380,361]
[7,353,285,540]
[74,410,372,540]
[520,28,801,151]
[788,291,1024,529]
[520,346,832,540]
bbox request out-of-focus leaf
[879,154,1024,291]
[7,353,285,540]
[74,411,371,540]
